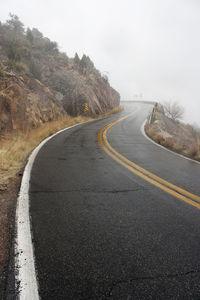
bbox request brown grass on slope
[145,123,200,161]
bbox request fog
[1,0,200,125]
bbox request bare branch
[164,101,184,121]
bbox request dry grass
[154,134,164,144]
[0,106,123,185]
[161,137,174,148]
[145,123,200,161]
[98,105,123,118]
[187,143,199,158]
[145,125,158,141]
[171,142,184,153]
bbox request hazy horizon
[1,0,200,125]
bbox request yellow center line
[98,114,200,210]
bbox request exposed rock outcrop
[0,66,120,132]
[145,103,200,161]
[0,73,65,131]
[0,15,120,132]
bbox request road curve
[30,102,200,299]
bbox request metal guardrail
[121,100,156,105]
[120,100,157,125]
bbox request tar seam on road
[15,120,95,300]
[98,114,200,210]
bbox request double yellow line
[98,114,200,210]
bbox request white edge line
[141,119,200,166]
[15,119,95,300]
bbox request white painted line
[141,120,200,166]
[15,120,95,299]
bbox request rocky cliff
[0,15,120,132]
[0,72,66,131]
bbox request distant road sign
[84,103,88,112]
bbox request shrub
[44,39,58,52]
[14,62,28,72]
[7,44,21,62]
[162,138,174,148]
[0,68,5,77]
[58,52,68,64]
[49,70,83,96]
[19,46,32,60]
[172,143,183,153]
[33,50,42,59]
[146,126,157,138]
[154,134,164,144]
[7,60,28,72]
[29,59,41,80]
[86,74,96,85]
[188,143,199,157]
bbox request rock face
[46,66,120,117]
[0,16,120,132]
[59,71,120,117]
[0,69,120,132]
[0,68,120,132]
[0,73,65,131]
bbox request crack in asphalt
[30,187,149,194]
[104,268,200,298]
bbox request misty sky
[1,0,200,125]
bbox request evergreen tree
[6,13,25,35]
[31,28,43,40]
[86,56,94,69]
[7,43,21,61]
[26,28,34,43]
[80,54,94,73]
[74,52,80,65]
[80,54,88,73]
[29,59,41,80]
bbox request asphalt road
[30,102,200,299]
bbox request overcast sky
[1,0,200,125]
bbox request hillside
[0,14,120,132]
[145,103,200,161]
[0,15,121,298]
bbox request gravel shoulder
[0,177,21,299]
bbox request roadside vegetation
[145,102,200,162]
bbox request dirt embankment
[145,103,200,161]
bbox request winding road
[28,102,200,299]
